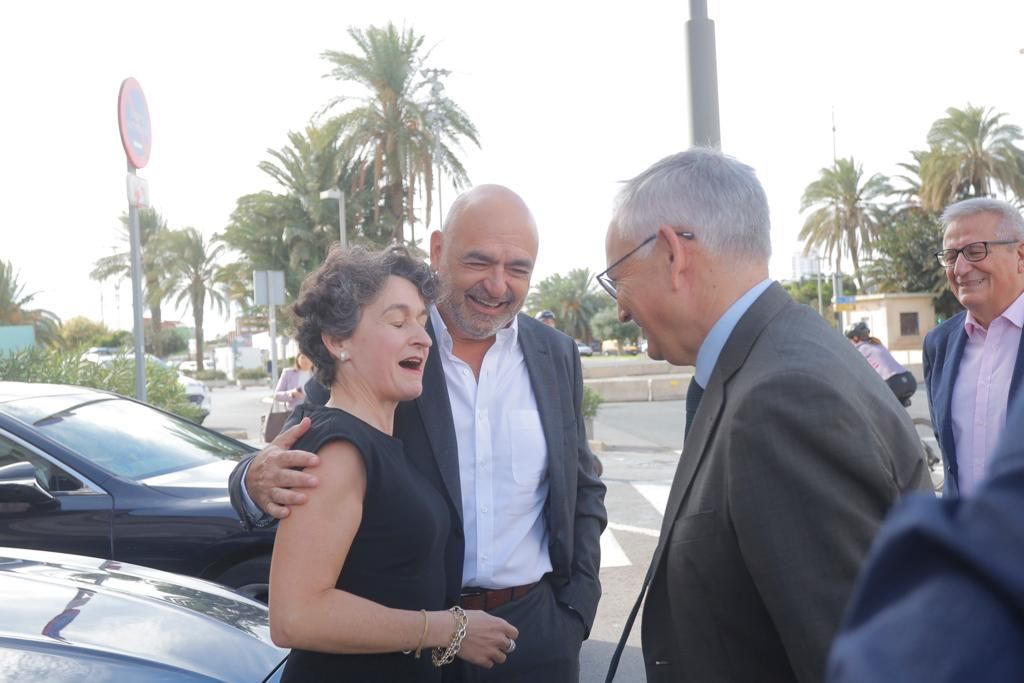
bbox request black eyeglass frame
[596,231,695,299]
[935,240,1020,268]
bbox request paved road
[203,385,941,682]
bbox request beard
[437,280,521,340]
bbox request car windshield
[18,398,249,480]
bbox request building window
[900,312,920,337]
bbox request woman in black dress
[270,246,517,681]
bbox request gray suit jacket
[229,313,607,631]
[640,283,931,683]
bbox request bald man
[229,185,607,682]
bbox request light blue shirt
[693,279,773,389]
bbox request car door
[0,429,114,559]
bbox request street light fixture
[319,187,347,248]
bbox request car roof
[0,547,285,681]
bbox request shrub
[193,370,227,381]
[582,385,604,420]
[236,368,270,381]
[0,346,202,422]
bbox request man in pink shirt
[923,198,1024,497]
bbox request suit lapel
[518,316,567,520]
[649,283,791,574]
[1009,331,1024,407]
[416,319,464,524]
[939,324,969,482]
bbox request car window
[0,432,87,495]
[28,398,250,480]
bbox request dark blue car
[0,382,274,601]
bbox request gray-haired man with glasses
[924,197,1024,497]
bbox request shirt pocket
[506,409,549,487]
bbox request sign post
[118,77,153,402]
[253,270,286,388]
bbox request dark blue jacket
[922,310,1024,497]
[827,390,1024,682]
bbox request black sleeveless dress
[281,405,450,682]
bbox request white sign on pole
[126,174,150,208]
[252,270,286,307]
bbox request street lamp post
[319,188,347,248]
[687,0,721,148]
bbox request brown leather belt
[459,581,539,611]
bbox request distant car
[177,371,212,423]
[600,340,640,355]
[178,359,199,373]
[575,341,594,357]
[0,382,273,602]
[0,546,287,682]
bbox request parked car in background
[600,340,640,355]
[0,546,287,682]
[575,340,594,357]
[0,382,273,602]
[177,371,212,423]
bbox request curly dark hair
[292,245,438,387]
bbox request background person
[230,185,607,683]
[924,197,1024,497]
[844,322,917,405]
[535,310,557,328]
[602,148,930,683]
[274,352,314,411]
[269,246,516,681]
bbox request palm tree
[322,22,480,244]
[164,228,229,372]
[527,269,603,343]
[920,104,1024,212]
[90,209,173,356]
[0,260,61,348]
[799,158,892,292]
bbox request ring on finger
[505,638,516,654]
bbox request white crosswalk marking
[632,483,670,516]
[599,527,631,567]
[598,482,672,569]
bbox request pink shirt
[951,291,1024,495]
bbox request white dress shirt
[430,306,553,589]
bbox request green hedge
[0,346,202,422]
[193,369,227,381]
[236,368,270,380]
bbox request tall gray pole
[127,164,147,401]
[268,288,279,390]
[687,0,721,148]
[338,190,347,249]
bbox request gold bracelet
[414,609,429,659]
[432,606,468,667]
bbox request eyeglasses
[596,231,695,299]
[934,240,1020,268]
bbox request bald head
[431,184,539,340]
[442,184,539,244]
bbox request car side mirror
[0,461,56,506]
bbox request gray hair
[610,148,772,263]
[292,245,438,387]
[940,197,1024,240]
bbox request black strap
[605,558,656,682]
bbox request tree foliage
[918,104,1024,212]
[527,269,603,342]
[164,228,229,371]
[799,158,892,292]
[323,22,479,244]
[0,259,62,348]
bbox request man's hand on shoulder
[246,417,319,520]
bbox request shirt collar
[963,290,1024,337]
[429,305,520,357]
[694,279,773,388]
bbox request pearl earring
[338,350,349,362]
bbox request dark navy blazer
[827,389,1024,682]
[922,310,1024,497]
